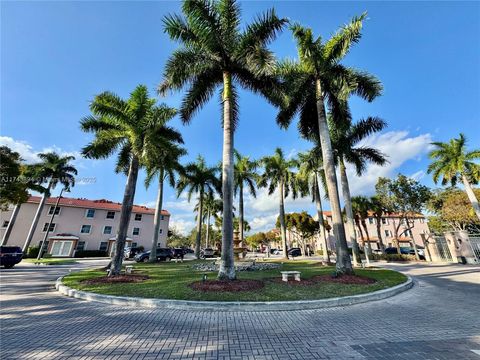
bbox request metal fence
[435,236,453,262]
[469,235,480,263]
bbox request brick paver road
[1,261,479,359]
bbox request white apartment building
[0,196,170,257]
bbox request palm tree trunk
[218,71,236,280]
[195,190,204,259]
[1,204,20,246]
[361,220,371,265]
[23,181,53,253]
[206,209,210,248]
[279,181,288,259]
[110,155,139,276]
[314,174,330,263]
[339,160,362,266]
[375,216,386,254]
[149,169,164,262]
[239,183,244,247]
[315,79,353,275]
[462,174,480,221]
[37,188,64,260]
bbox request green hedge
[74,250,107,258]
[371,253,416,262]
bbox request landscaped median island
[24,258,78,265]
[61,260,407,302]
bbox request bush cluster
[74,250,107,258]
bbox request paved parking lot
[1,261,479,359]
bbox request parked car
[134,248,173,263]
[384,247,425,260]
[172,248,185,259]
[200,248,215,259]
[124,246,144,259]
[184,248,194,254]
[0,246,23,268]
[270,248,281,255]
[287,248,302,257]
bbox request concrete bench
[281,271,301,282]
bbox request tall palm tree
[159,0,286,280]
[275,15,382,274]
[329,110,387,266]
[177,155,220,259]
[297,148,330,263]
[23,152,77,252]
[351,195,373,265]
[370,195,386,254]
[234,150,258,247]
[198,193,223,248]
[145,144,186,262]
[258,148,298,259]
[428,133,480,220]
[81,85,183,275]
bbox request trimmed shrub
[371,253,416,262]
[315,249,334,256]
[74,250,107,258]
[25,246,40,258]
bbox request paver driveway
[1,261,479,359]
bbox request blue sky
[2,1,479,234]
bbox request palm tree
[81,85,183,275]
[159,0,286,280]
[274,15,382,274]
[145,144,186,262]
[428,133,480,220]
[23,152,77,252]
[351,195,373,265]
[370,195,386,254]
[258,148,298,259]
[177,155,220,259]
[234,150,258,247]
[329,110,387,266]
[297,148,330,263]
[198,193,223,248]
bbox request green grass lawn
[62,260,407,302]
[24,258,78,265]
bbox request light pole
[37,187,66,260]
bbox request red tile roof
[27,196,169,215]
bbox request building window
[132,227,140,236]
[384,230,392,237]
[134,213,142,221]
[80,225,92,234]
[42,223,56,232]
[368,218,375,225]
[103,226,112,235]
[48,206,61,215]
[2,220,9,228]
[76,241,86,251]
[85,209,95,218]
[160,215,164,220]
[419,218,425,223]
[99,242,108,251]
[404,229,413,237]
[131,242,138,248]
[381,218,389,225]
[106,211,115,219]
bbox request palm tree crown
[428,133,480,186]
[36,152,78,192]
[258,148,298,198]
[177,156,220,201]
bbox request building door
[435,236,453,262]
[469,235,480,263]
[50,240,74,257]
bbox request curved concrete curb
[55,276,413,312]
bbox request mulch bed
[270,274,376,286]
[81,274,149,285]
[189,279,264,292]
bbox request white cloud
[169,218,195,235]
[409,170,426,181]
[0,136,85,168]
[346,131,433,195]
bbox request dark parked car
[172,248,185,259]
[184,248,194,254]
[384,247,425,260]
[134,248,173,263]
[0,246,23,268]
[124,246,144,259]
[287,248,302,257]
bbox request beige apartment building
[0,196,170,257]
[271,211,430,252]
